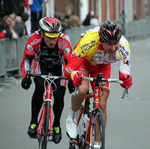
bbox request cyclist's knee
[79,85,89,95]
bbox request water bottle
[84,112,91,130]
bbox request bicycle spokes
[89,109,105,149]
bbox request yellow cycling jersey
[73,27,131,75]
[74,29,100,60]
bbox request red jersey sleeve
[64,41,85,79]
[58,33,73,64]
[20,33,42,78]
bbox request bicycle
[69,73,125,149]
[28,72,67,149]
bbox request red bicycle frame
[37,83,53,136]
[83,87,100,149]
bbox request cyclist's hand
[119,71,133,89]
[21,74,32,90]
[71,71,84,87]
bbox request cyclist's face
[101,41,119,55]
[43,35,58,48]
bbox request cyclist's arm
[64,53,85,80]
[62,37,73,65]
[20,39,35,78]
[118,42,131,75]
[117,39,133,88]
[21,54,34,78]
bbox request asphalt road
[0,37,150,149]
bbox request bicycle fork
[46,84,53,137]
[37,84,53,140]
[85,87,101,149]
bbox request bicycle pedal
[72,139,78,145]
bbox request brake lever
[121,88,128,99]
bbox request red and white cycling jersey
[64,27,131,92]
[21,30,72,78]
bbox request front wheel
[89,108,105,149]
[40,101,50,149]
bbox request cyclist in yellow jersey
[64,20,133,147]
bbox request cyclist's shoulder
[59,33,71,44]
[119,35,130,45]
[27,30,42,45]
[80,26,100,38]
[29,30,42,39]
[57,33,72,53]
[78,27,100,49]
[117,36,131,60]
[25,31,42,51]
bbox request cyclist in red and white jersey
[21,17,72,143]
[65,20,133,146]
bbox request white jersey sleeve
[117,36,131,75]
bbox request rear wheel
[89,108,105,149]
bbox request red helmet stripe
[44,17,58,28]
[113,26,118,37]
[102,27,112,37]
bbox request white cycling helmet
[39,17,61,38]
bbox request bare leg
[99,91,109,127]
[71,80,89,112]
[95,117,101,142]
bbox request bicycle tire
[89,108,105,149]
[40,101,50,149]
